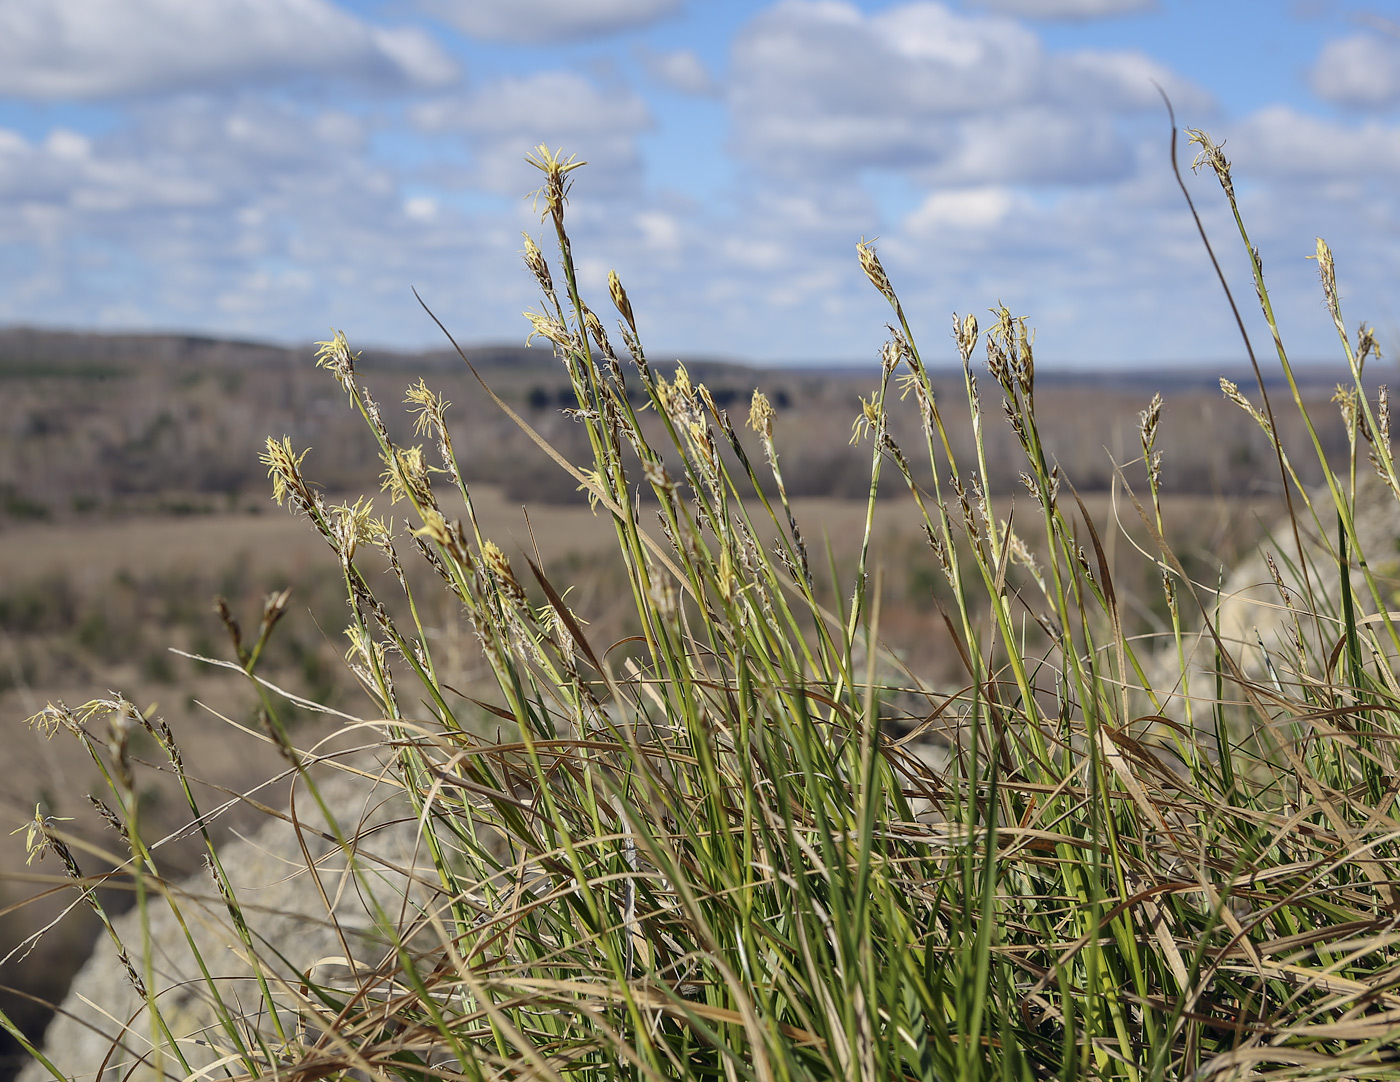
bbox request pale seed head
[314,329,358,393]
[856,238,894,303]
[525,144,587,221]
[262,436,311,508]
[521,232,554,294]
[1186,128,1235,200]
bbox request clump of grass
[11,134,1400,1082]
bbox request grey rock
[1151,473,1400,711]
[20,755,436,1082]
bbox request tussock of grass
[10,134,1400,1082]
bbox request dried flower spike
[609,269,636,334]
[856,237,895,304]
[521,232,554,295]
[1186,128,1235,200]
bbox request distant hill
[0,325,543,372]
[0,326,1365,523]
[0,326,766,379]
[0,325,1362,388]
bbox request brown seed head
[1310,237,1341,327]
[856,238,895,303]
[608,269,636,333]
[1186,128,1235,200]
[521,232,554,295]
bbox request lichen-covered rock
[1154,473,1400,711]
[20,756,433,1082]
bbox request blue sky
[0,0,1397,367]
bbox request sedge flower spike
[608,269,636,333]
[525,144,587,222]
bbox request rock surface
[20,754,433,1082]
[1153,473,1400,710]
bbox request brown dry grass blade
[522,554,607,678]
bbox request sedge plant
[10,134,1400,1082]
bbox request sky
[0,0,1398,368]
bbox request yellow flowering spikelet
[329,497,376,562]
[747,390,775,440]
[262,436,311,507]
[381,445,435,507]
[314,329,358,393]
[404,379,450,438]
[850,394,881,445]
[481,540,526,604]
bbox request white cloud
[419,0,681,42]
[412,72,653,196]
[635,210,683,252]
[0,0,457,99]
[403,196,439,222]
[1052,49,1203,111]
[1309,33,1400,109]
[926,107,1134,184]
[1228,105,1400,178]
[637,47,720,96]
[965,0,1156,18]
[0,98,503,340]
[904,186,1021,232]
[0,87,674,352]
[0,126,219,214]
[728,1,1208,179]
[0,0,1391,371]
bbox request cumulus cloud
[0,98,495,339]
[0,98,400,277]
[728,1,1208,180]
[3,0,1391,369]
[1309,33,1400,109]
[1228,105,1400,178]
[0,0,458,100]
[926,107,1135,184]
[966,0,1156,18]
[1051,49,1196,109]
[412,72,653,196]
[0,128,220,214]
[904,186,1022,232]
[419,0,681,42]
[637,46,720,96]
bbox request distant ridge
[0,325,1356,389]
[0,325,761,377]
[0,326,308,366]
[0,326,556,372]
